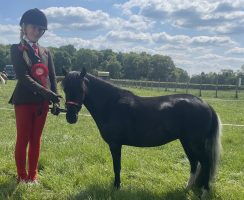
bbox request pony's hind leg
[191,145,212,199]
[182,139,211,199]
[181,139,211,200]
[197,157,211,193]
[187,163,201,190]
[180,139,199,190]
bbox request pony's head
[62,68,87,124]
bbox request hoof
[114,182,121,189]
[200,188,210,200]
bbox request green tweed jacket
[9,42,58,105]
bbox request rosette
[31,63,49,87]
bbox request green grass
[0,81,244,199]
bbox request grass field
[0,81,244,200]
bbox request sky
[0,0,244,75]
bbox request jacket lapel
[39,47,48,66]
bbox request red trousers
[14,101,49,181]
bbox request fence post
[235,78,240,99]
[174,81,177,92]
[157,79,160,91]
[199,83,202,97]
[186,81,189,94]
[215,74,218,98]
[165,78,168,91]
[199,73,203,97]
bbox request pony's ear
[62,67,68,77]
[80,68,87,79]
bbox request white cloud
[122,15,155,31]
[226,47,244,55]
[0,24,19,34]
[190,35,236,46]
[0,24,19,44]
[105,30,152,44]
[43,7,153,32]
[152,32,235,47]
[41,31,95,49]
[43,7,111,31]
[116,0,244,34]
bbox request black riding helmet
[20,8,48,30]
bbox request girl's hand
[47,91,62,104]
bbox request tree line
[0,44,243,85]
[190,69,244,86]
[49,45,190,82]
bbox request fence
[56,76,244,99]
[110,79,244,99]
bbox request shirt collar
[23,36,39,48]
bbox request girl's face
[24,24,45,42]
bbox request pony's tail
[189,107,221,197]
[205,108,222,182]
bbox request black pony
[62,69,221,199]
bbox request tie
[32,43,39,55]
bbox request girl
[9,8,61,183]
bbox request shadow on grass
[68,183,194,200]
[0,176,17,199]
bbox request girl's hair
[20,24,26,42]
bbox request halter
[66,101,80,106]
[65,100,82,110]
[64,72,86,111]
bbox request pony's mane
[62,71,135,98]
[86,73,134,97]
[86,73,118,89]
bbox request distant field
[0,80,243,199]
[117,84,244,100]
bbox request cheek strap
[66,101,80,106]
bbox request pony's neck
[83,74,121,117]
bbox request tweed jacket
[9,42,58,105]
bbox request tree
[53,50,71,75]
[0,44,11,71]
[172,67,189,82]
[101,49,115,61]
[73,49,98,72]
[218,69,236,85]
[149,55,175,81]
[241,64,244,72]
[106,56,122,79]
[0,44,192,82]
[60,45,76,57]
[137,52,150,80]
[122,52,140,79]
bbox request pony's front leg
[109,144,122,189]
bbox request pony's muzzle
[66,107,78,124]
[65,103,81,124]
[66,112,78,124]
